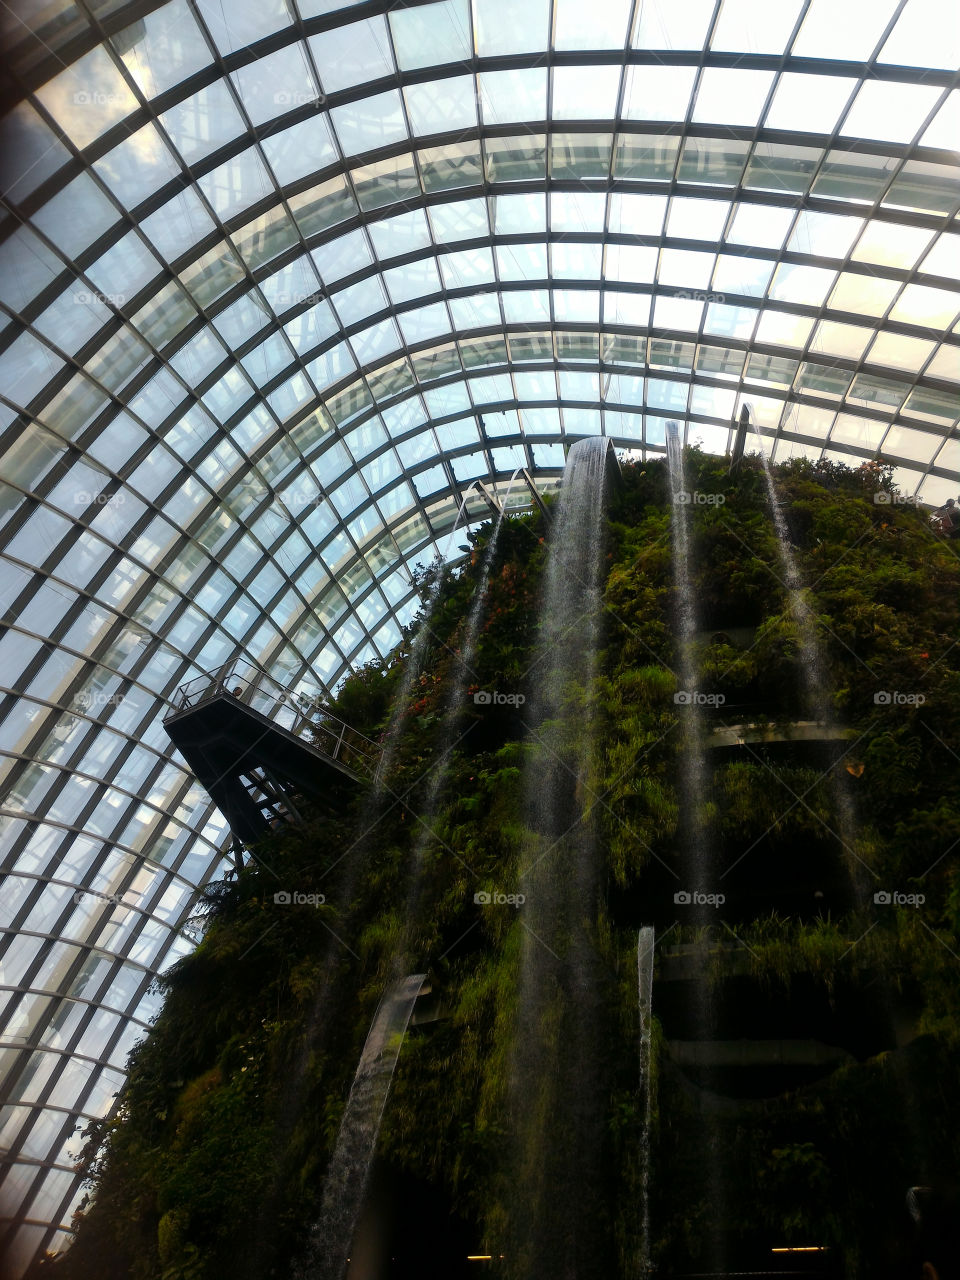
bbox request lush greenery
[40,454,960,1279]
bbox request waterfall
[637,926,656,1277]
[375,527,459,787]
[302,490,515,1280]
[750,424,869,897]
[299,974,427,1280]
[399,495,512,935]
[751,431,830,722]
[511,436,617,1280]
[664,423,726,1272]
[664,423,711,898]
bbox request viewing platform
[705,719,857,749]
[164,660,381,845]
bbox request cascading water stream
[238,506,469,1272]
[301,484,517,1280]
[396,477,518,944]
[375,493,472,787]
[298,974,427,1280]
[665,424,711,891]
[749,422,869,897]
[664,423,726,1273]
[751,431,830,722]
[511,437,616,1280]
[749,423,930,1177]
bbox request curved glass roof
[0,0,958,1270]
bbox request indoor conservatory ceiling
[0,0,958,1269]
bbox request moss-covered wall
[41,455,960,1280]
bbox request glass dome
[0,0,957,1270]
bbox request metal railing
[166,659,383,782]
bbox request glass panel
[419,140,483,191]
[389,0,472,70]
[116,0,211,97]
[353,156,421,212]
[921,89,960,151]
[31,173,119,258]
[232,44,318,125]
[827,272,899,318]
[550,191,607,234]
[768,263,836,307]
[879,0,960,69]
[197,147,275,221]
[552,65,621,119]
[289,176,358,237]
[810,320,874,361]
[792,0,899,60]
[711,255,773,298]
[884,160,960,215]
[613,133,679,181]
[475,0,549,55]
[310,16,397,91]
[727,202,796,250]
[812,150,900,204]
[851,220,933,271]
[764,74,858,134]
[692,69,775,127]
[479,69,547,125]
[0,104,71,203]
[840,80,943,144]
[921,232,960,281]
[35,45,138,149]
[711,0,804,52]
[369,209,432,260]
[485,135,547,183]
[753,311,813,348]
[404,75,477,135]
[743,142,822,194]
[555,0,632,48]
[159,79,246,164]
[330,90,407,155]
[865,332,936,372]
[667,198,731,242]
[550,133,613,180]
[787,211,862,260]
[200,0,292,55]
[677,137,751,185]
[261,114,338,185]
[889,284,960,332]
[633,0,716,50]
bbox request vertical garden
[41,453,960,1280]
